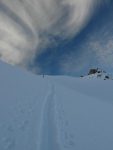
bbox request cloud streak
[0,0,107,71]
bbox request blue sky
[32,0,113,76]
[0,0,113,76]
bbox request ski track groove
[38,81,61,150]
[0,79,75,150]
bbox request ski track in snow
[0,78,75,150]
[38,81,61,150]
[38,80,75,150]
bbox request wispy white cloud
[65,41,113,74]
[89,38,113,66]
[60,14,113,75]
[0,0,103,71]
[60,52,90,75]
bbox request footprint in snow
[19,120,29,131]
[2,136,16,150]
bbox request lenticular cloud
[0,0,103,68]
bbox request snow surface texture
[0,61,113,150]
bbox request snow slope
[0,61,113,150]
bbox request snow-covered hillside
[0,61,113,150]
